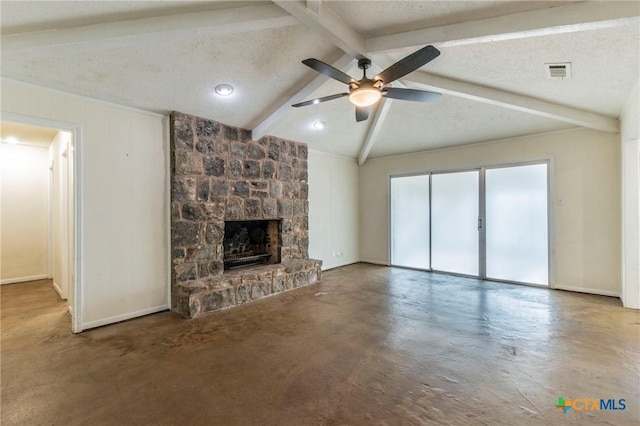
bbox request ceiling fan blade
[375,45,440,85]
[291,93,348,107]
[383,87,441,102]
[355,106,370,122]
[302,58,356,85]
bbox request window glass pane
[431,171,479,275]
[390,175,430,269]
[486,164,548,285]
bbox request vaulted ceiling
[2,1,638,163]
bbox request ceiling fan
[292,45,442,122]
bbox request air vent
[546,63,571,79]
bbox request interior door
[431,171,479,276]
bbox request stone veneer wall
[170,112,321,318]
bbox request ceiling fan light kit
[292,45,442,122]
[349,86,382,107]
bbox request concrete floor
[1,263,638,425]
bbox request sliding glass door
[390,162,549,286]
[390,175,430,269]
[431,171,479,276]
[485,164,548,285]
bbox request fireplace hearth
[224,220,280,270]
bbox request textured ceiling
[1,24,336,129]
[1,1,638,160]
[369,97,574,158]
[382,22,640,117]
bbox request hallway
[1,265,638,425]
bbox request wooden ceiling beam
[399,69,619,133]
[273,0,367,58]
[250,50,355,140]
[358,98,393,166]
[367,1,640,52]
[2,4,298,54]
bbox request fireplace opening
[223,220,281,270]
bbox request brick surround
[170,112,322,318]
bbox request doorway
[390,162,550,286]
[1,116,81,332]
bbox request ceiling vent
[545,63,571,79]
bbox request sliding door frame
[389,158,554,288]
[481,159,553,288]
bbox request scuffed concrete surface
[2,264,638,425]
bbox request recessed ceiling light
[312,121,326,130]
[214,84,234,96]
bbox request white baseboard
[81,304,169,331]
[554,285,620,298]
[359,258,389,267]
[0,274,49,285]
[321,260,359,271]
[52,280,65,298]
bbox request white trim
[72,122,83,333]
[48,160,54,281]
[321,260,359,271]
[81,305,169,330]
[0,274,49,285]
[2,112,84,333]
[164,116,173,310]
[359,258,389,267]
[53,280,63,297]
[547,157,557,290]
[1,78,164,118]
[554,285,620,299]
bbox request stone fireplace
[223,219,281,270]
[170,112,322,318]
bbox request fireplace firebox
[223,220,281,270]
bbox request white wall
[308,150,359,270]
[359,128,621,296]
[0,143,50,283]
[1,79,169,330]
[620,78,640,309]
